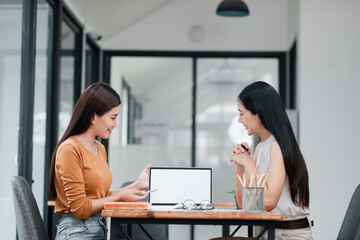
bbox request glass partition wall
[0,2,23,238]
[196,58,279,201]
[109,55,279,239]
[0,1,94,237]
[32,0,53,220]
[109,56,193,239]
[194,58,278,239]
[58,19,77,140]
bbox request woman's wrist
[134,179,142,190]
[243,157,258,175]
[234,161,244,171]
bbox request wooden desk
[102,202,283,240]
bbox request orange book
[104,202,149,210]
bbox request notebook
[148,167,212,206]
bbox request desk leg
[248,225,253,237]
[222,225,230,236]
[267,224,275,240]
[127,224,132,237]
[110,219,133,240]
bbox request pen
[240,144,250,152]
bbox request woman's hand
[118,188,148,202]
[231,151,251,166]
[230,143,251,164]
[135,163,152,190]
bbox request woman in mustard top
[48,82,151,239]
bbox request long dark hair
[239,81,309,208]
[48,82,121,200]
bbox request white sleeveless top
[256,135,310,219]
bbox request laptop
[148,167,212,206]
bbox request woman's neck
[74,132,98,155]
[258,128,272,142]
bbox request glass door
[194,57,279,239]
[109,56,193,240]
[32,0,53,218]
[0,2,23,238]
[58,18,77,139]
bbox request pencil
[237,174,245,187]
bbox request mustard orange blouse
[54,136,112,219]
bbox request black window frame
[102,50,288,166]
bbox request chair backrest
[337,184,360,240]
[11,176,49,240]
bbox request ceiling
[62,0,297,51]
[64,0,173,43]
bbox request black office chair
[11,175,49,240]
[116,181,168,240]
[336,184,360,240]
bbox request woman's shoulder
[58,136,80,149]
[57,137,83,157]
[270,137,281,151]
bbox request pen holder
[242,187,264,212]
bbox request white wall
[298,0,360,238]
[287,0,299,48]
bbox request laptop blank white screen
[149,167,212,205]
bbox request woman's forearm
[90,193,122,215]
[91,188,146,215]
[234,163,245,208]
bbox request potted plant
[225,189,239,209]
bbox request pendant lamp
[216,0,250,17]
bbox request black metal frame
[289,40,297,109]
[85,36,101,86]
[102,50,288,165]
[191,58,197,168]
[18,0,37,183]
[43,0,62,238]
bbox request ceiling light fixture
[216,0,250,17]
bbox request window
[106,52,284,239]
[0,2,23,238]
[32,0,53,218]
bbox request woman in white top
[231,81,312,239]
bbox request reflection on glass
[109,57,192,172]
[85,40,99,87]
[120,83,129,146]
[0,2,23,238]
[58,21,75,139]
[196,58,279,201]
[194,58,278,239]
[109,56,193,239]
[32,0,52,218]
